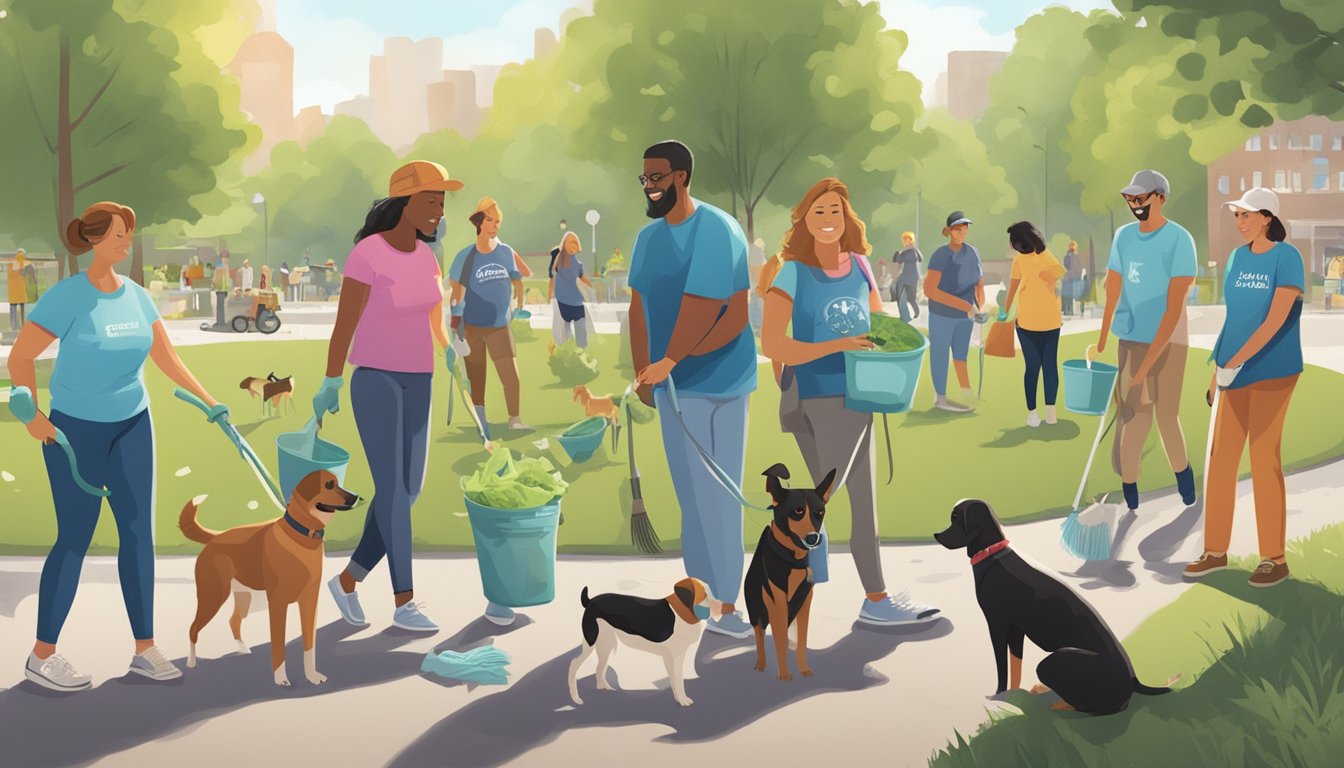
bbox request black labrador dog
[934,499,1175,715]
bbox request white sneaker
[858,592,941,626]
[392,601,440,633]
[26,652,93,692]
[507,417,532,431]
[1026,411,1042,427]
[1044,405,1057,424]
[934,396,974,413]
[129,646,183,681]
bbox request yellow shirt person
[1009,248,1066,331]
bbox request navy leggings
[1016,327,1060,411]
[38,409,156,644]
[347,367,432,594]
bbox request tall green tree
[0,0,251,277]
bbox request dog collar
[767,525,810,569]
[969,540,1009,566]
[284,512,324,540]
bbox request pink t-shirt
[344,234,443,374]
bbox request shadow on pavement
[0,622,421,768]
[389,618,952,768]
[1138,503,1203,583]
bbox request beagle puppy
[567,577,717,707]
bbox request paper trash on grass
[174,466,192,477]
[532,438,550,451]
[247,501,259,510]
[1,471,14,483]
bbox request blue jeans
[38,409,156,644]
[928,313,973,397]
[894,282,919,323]
[347,367,432,594]
[1016,326,1060,411]
[654,389,749,605]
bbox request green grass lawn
[1,327,1342,555]
[928,524,1344,768]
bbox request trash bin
[1061,360,1118,416]
[843,333,928,414]
[276,431,350,503]
[557,416,609,463]
[464,496,561,607]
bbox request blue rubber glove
[313,376,343,419]
[444,344,458,372]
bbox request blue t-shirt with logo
[28,274,160,423]
[1215,242,1304,389]
[927,243,982,317]
[628,200,758,399]
[1106,220,1198,344]
[450,242,521,329]
[551,252,586,307]
[772,256,876,399]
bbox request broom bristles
[630,497,662,554]
[1060,505,1116,561]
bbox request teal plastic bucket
[843,334,928,414]
[1062,359,1118,416]
[277,431,350,503]
[464,496,561,607]
[557,416,608,463]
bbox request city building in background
[945,50,1007,122]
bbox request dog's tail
[580,586,590,608]
[1132,674,1180,696]
[179,495,220,545]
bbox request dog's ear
[673,579,696,611]
[960,499,997,537]
[815,468,837,501]
[762,463,790,503]
[293,472,325,504]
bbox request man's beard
[1130,204,1152,222]
[645,183,678,219]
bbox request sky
[276,0,1118,113]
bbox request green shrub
[548,340,600,386]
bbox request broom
[623,386,662,554]
[1059,345,1121,560]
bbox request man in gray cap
[1096,169,1199,514]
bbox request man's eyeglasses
[1122,192,1156,205]
[638,172,674,186]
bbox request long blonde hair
[757,178,871,297]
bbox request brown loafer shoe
[1248,560,1289,588]
[1183,552,1228,579]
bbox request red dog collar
[969,540,1009,566]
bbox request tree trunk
[56,30,78,276]
[131,233,144,285]
[745,202,756,248]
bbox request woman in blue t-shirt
[548,231,593,349]
[924,211,985,413]
[759,178,941,627]
[1184,188,1304,588]
[7,202,228,691]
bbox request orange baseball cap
[389,160,464,197]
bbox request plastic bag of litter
[421,646,512,685]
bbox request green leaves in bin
[462,447,569,509]
[866,313,925,353]
[625,394,656,424]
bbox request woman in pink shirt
[316,161,462,634]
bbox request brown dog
[572,385,621,425]
[744,463,833,681]
[181,471,358,686]
[238,373,295,416]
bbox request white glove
[1215,365,1243,388]
[451,334,471,359]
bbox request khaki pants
[1204,375,1298,561]
[1112,340,1189,483]
[463,323,521,416]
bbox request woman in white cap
[924,211,984,412]
[319,160,463,633]
[1183,188,1304,588]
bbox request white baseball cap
[1224,187,1280,217]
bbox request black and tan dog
[567,577,717,707]
[180,471,358,687]
[935,498,1177,715]
[745,463,834,681]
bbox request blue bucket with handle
[843,333,928,414]
[277,420,350,502]
[557,416,608,463]
[464,495,561,607]
[1062,359,1118,416]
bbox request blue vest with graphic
[791,261,875,399]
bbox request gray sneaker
[128,646,182,681]
[25,652,93,692]
[706,611,753,639]
[484,601,516,626]
[392,601,440,633]
[327,575,369,627]
[858,592,941,626]
[934,396,974,413]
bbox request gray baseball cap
[1121,170,1169,197]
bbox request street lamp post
[252,193,268,272]
[585,209,600,255]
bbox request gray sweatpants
[347,367,433,594]
[789,396,885,594]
